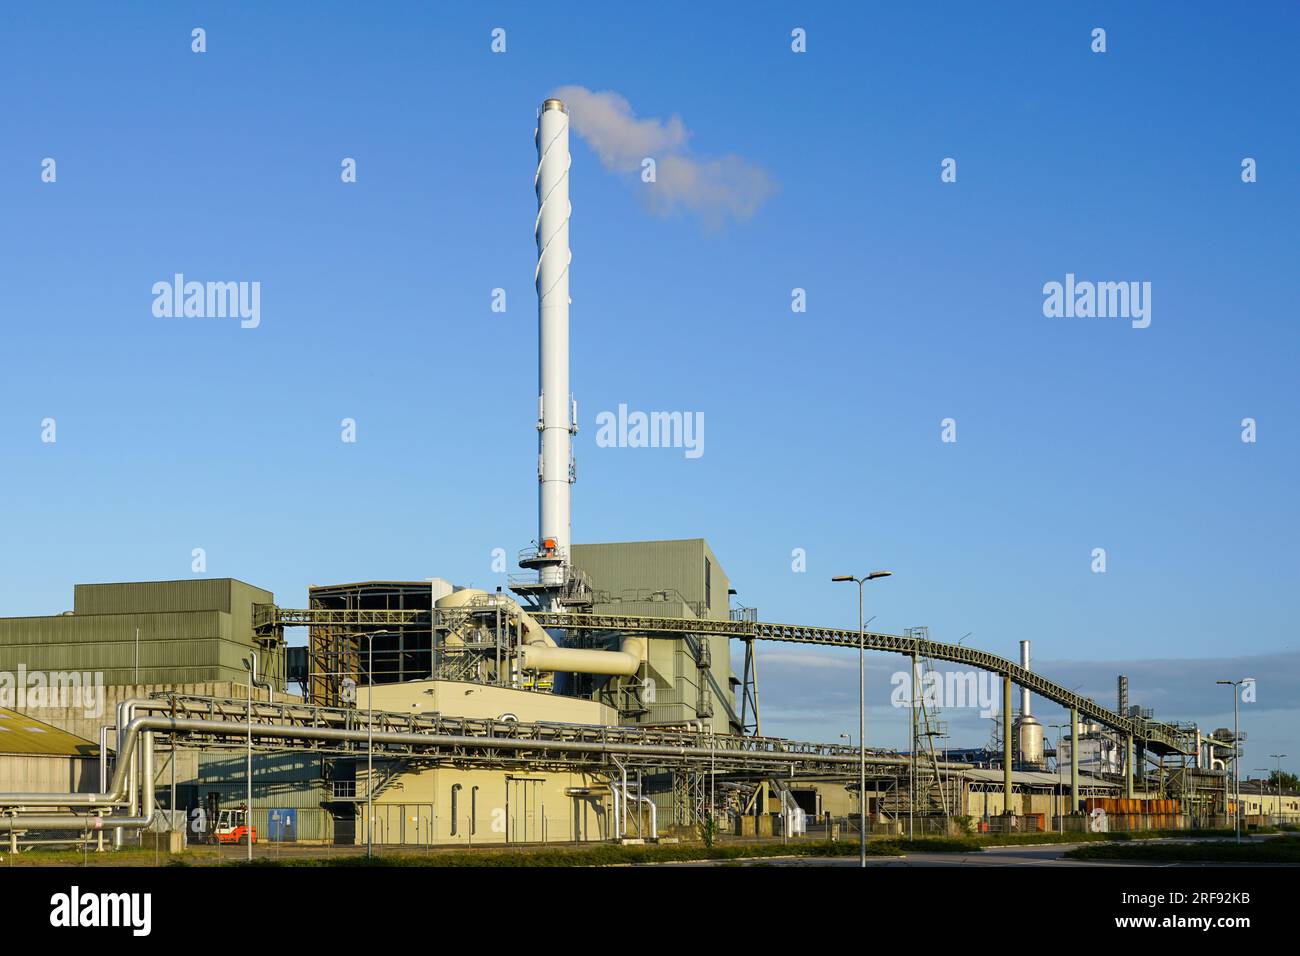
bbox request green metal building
[0,578,284,688]
[571,539,740,734]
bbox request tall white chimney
[1019,640,1032,717]
[534,98,575,589]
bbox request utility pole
[1216,679,1250,843]
[1269,754,1287,826]
[244,653,256,862]
[367,634,374,860]
[832,571,893,866]
[1002,676,1012,820]
[909,652,916,841]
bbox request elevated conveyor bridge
[254,605,1191,756]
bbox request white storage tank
[1015,714,1044,767]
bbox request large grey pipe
[4,713,971,808]
[0,731,153,834]
[611,755,628,838]
[100,716,963,768]
[607,775,620,840]
[636,790,657,841]
[1,709,974,834]
[5,699,166,808]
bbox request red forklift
[204,797,257,845]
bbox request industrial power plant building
[0,562,1254,849]
[0,97,1271,853]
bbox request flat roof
[1239,780,1300,797]
[575,538,707,546]
[309,581,438,588]
[74,577,266,589]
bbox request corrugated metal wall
[570,541,737,733]
[0,610,229,644]
[73,578,272,617]
[1,579,281,686]
[0,754,99,792]
[196,751,335,842]
[0,611,263,684]
[574,540,715,613]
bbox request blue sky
[1,4,1296,769]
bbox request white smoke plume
[552,85,775,226]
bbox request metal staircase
[331,759,408,802]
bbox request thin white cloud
[553,85,776,226]
[754,650,858,671]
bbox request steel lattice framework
[529,612,1189,754]
[145,694,927,778]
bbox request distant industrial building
[1237,778,1300,822]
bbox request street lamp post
[365,633,375,860]
[832,570,893,868]
[242,650,276,862]
[1215,679,1251,843]
[908,652,916,841]
[246,658,252,862]
[242,653,257,863]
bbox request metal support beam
[1003,675,1013,815]
[738,639,761,737]
[909,652,917,839]
[1125,733,1135,798]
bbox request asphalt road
[670,838,1284,867]
[767,844,1130,866]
